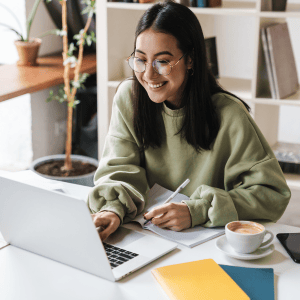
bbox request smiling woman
[87,1,290,242]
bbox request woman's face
[135,29,192,109]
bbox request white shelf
[217,77,252,100]
[252,88,300,106]
[285,173,300,190]
[108,1,257,16]
[99,0,300,189]
[107,2,152,10]
[260,3,300,18]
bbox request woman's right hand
[91,211,121,241]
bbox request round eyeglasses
[126,52,187,76]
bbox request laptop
[0,176,177,281]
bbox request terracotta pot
[14,38,42,66]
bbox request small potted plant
[30,0,98,187]
[0,0,45,66]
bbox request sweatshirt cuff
[100,199,126,225]
[182,199,210,227]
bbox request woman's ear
[187,50,194,70]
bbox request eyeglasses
[127,52,187,76]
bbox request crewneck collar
[162,102,185,117]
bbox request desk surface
[0,52,96,102]
[1,171,300,300]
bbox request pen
[144,178,190,226]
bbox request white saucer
[215,235,275,260]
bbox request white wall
[0,0,66,171]
[26,0,67,160]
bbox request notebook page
[133,183,225,247]
[133,183,189,226]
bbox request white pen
[144,178,190,226]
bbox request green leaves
[26,0,43,41]
[74,31,96,47]
[81,0,96,17]
[46,85,66,103]
[71,73,90,90]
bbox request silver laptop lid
[0,177,115,281]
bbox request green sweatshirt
[87,80,291,227]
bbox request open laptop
[0,176,177,281]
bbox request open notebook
[132,184,224,248]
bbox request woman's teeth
[148,82,165,89]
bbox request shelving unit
[97,0,300,190]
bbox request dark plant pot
[272,0,287,11]
[14,38,41,66]
[30,154,98,187]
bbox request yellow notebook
[151,259,250,300]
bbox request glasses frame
[126,52,187,76]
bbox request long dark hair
[131,1,250,152]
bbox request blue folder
[220,265,274,300]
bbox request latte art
[228,222,264,235]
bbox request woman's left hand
[144,202,192,231]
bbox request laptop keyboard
[103,243,139,269]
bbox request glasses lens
[153,60,171,75]
[128,57,145,73]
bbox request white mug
[225,221,274,254]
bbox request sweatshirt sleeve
[87,82,148,224]
[182,96,291,228]
[184,157,291,227]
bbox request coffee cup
[225,221,274,254]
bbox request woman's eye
[156,60,169,65]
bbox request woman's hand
[144,202,192,231]
[91,211,120,241]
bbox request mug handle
[260,230,274,247]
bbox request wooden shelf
[0,53,96,102]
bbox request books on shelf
[205,37,219,78]
[261,22,299,99]
[131,183,224,247]
[152,259,275,300]
[180,0,221,7]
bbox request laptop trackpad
[105,227,144,248]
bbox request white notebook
[132,184,224,248]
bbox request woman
[88,1,290,241]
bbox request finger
[99,222,119,241]
[144,204,170,220]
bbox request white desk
[1,171,300,300]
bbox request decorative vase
[30,154,99,187]
[14,38,42,66]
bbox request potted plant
[30,0,98,187]
[0,0,45,66]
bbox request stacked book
[152,259,275,300]
[261,23,299,99]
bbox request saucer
[215,235,275,260]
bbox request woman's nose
[143,62,159,79]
